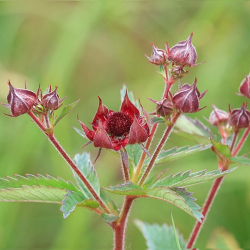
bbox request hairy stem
[138,112,181,186]
[187,176,224,248]
[112,196,135,250]
[132,123,158,183]
[28,111,110,214]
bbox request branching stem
[28,111,110,214]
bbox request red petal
[120,91,139,118]
[78,119,94,141]
[92,97,110,127]
[93,122,113,149]
[128,118,149,144]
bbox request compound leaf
[135,220,187,250]
[101,213,119,224]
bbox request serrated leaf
[151,168,236,189]
[101,213,119,224]
[104,182,146,196]
[73,152,100,198]
[147,186,203,221]
[126,143,143,178]
[144,144,211,167]
[174,115,213,144]
[100,189,119,215]
[0,186,67,203]
[60,190,86,218]
[54,99,81,126]
[0,174,80,193]
[210,138,231,158]
[135,220,187,250]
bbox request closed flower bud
[41,86,65,110]
[2,81,37,117]
[209,105,229,126]
[238,73,250,99]
[172,78,207,113]
[166,33,197,67]
[229,103,250,130]
[145,43,167,65]
[148,97,174,117]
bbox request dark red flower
[238,72,250,99]
[1,81,38,117]
[229,103,250,130]
[145,43,167,65]
[166,33,197,67]
[40,85,66,110]
[172,78,207,113]
[78,92,150,151]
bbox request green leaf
[171,211,182,250]
[147,186,203,221]
[73,152,100,198]
[101,213,119,224]
[0,174,80,193]
[151,117,165,125]
[54,99,81,126]
[0,186,67,203]
[135,220,187,250]
[73,126,88,139]
[151,168,236,189]
[60,190,86,218]
[144,144,211,167]
[126,143,143,177]
[231,156,250,166]
[210,138,231,158]
[100,189,119,215]
[174,115,214,144]
[104,182,146,196]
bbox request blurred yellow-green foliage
[1,1,250,249]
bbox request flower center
[107,112,133,136]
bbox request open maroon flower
[78,92,150,151]
[1,81,38,117]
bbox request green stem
[28,111,110,214]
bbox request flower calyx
[149,97,174,118]
[172,78,207,113]
[78,91,150,151]
[145,43,167,65]
[166,33,197,67]
[1,81,38,117]
[229,103,250,131]
[238,72,250,99]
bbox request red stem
[112,196,134,250]
[187,176,224,248]
[28,111,110,214]
[138,112,181,186]
[232,126,250,156]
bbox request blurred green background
[0,1,250,249]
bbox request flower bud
[145,43,167,65]
[172,78,206,113]
[2,81,37,117]
[41,86,65,110]
[229,103,250,130]
[148,97,174,117]
[238,73,250,99]
[166,33,197,67]
[209,105,229,126]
